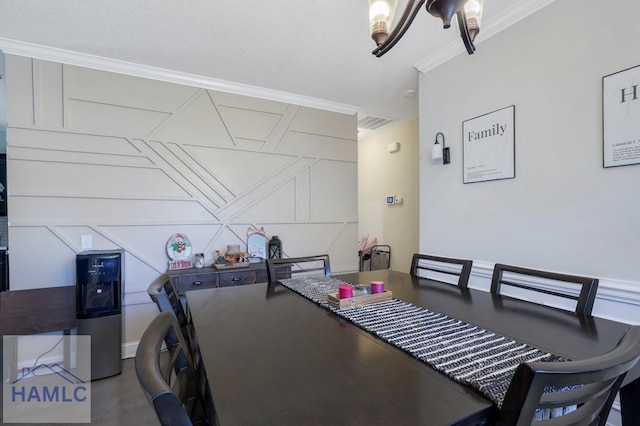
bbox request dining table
[185,269,640,425]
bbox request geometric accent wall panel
[235,138,267,150]
[5,54,358,346]
[186,146,296,195]
[250,222,358,265]
[218,105,283,142]
[277,130,357,161]
[153,91,235,146]
[233,180,297,221]
[64,65,198,113]
[10,128,142,156]
[311,160,358,221]
[210,91,290,115]
[9,227,76,290]
[65,98,172,137]
[55,226,122,255]
[327,222,360,273]
[289,107,357,140]
[295,167,312,220]
[11,197,216,224]
[11,145,153,168]
[11,159,190,199]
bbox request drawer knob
[192,281,203,286]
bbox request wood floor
[2,357,158,426]
[86,357,159,426]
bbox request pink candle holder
[338,285,353,299]
[370,281,385,294]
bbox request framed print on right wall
[603,64,640,168]
[462,105,515,184]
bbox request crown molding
[0,38,358,116]
[414,0,558,73]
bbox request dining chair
[496,325,640,426]
[147,274,190,339]
[490,264,599,315]
[147,275,207,346]
[410,253,473,288]
[266,254,331,283]
[135,312,213,426]
[147,275,208,401]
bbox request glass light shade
[369,0,399,45]
[464,0,484,41]
[431,142,443,160]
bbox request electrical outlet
[81,235,92,249]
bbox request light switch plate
[81,235,92,249]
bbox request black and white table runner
[278,275,570,409]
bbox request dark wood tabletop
[186,270,639,426]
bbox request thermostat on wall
[386,195,403,205]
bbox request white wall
[5,55,358,352]
[419,2,640,423]
[358,120,419,273]
[420,0,640,289]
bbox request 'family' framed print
[603,64,640,168]
[462,105,515,184]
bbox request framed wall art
[462,105,515,184]
[603,64,640,168]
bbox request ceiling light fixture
[369,0,485,57]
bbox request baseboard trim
[470,260,640,308]
[122,341,138,360]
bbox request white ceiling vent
[358,115,394,131]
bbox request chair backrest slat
[410,253,473,288]
[135,312,212,426]
[266,255,331,283]
[498,326,640,426]
[490,263,599,315]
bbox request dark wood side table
[0,286,76,380]
[168,262,290,296]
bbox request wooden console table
[168,262,290,296]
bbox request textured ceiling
[0,0,556,133]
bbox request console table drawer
[168,263,291,295]
[175,275,218,294]
[219,270,255,287]
[255,269,267,283]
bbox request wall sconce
[431,132,450,164]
